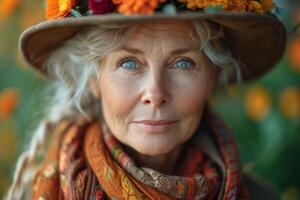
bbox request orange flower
[279,87,300,119]
[0,0,21,22]
[178,0,266,13]
[0,88,20,119]
[245,86,272,121]
[112,0,166,15]
[247,0,263,13]
[225,0,247,12]
[46,0,77,20]
[260,0,274,13]
[178,0,228,10]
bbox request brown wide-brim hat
[19,12,287,82]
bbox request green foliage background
[0,0,299,199]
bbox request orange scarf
[32,109,244,200]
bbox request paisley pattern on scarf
[31,108,248,200]
[100,122,218,199]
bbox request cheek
[172,73,211,117]
[173,76,211,145]
[99,71,140,126]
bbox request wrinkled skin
[91,20,218,173]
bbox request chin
[131,141,178,156]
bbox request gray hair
[47,20,241,116]
[6,19,241,199]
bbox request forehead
[122,20,200,50]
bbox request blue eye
[174,59,193,69]
[120,59,138,69]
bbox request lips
[132,120,177,132]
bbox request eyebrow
[119,46,200,55]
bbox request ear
[88,78,101,99]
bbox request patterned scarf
[32,108,245,200]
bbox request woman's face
[97,20,217,156]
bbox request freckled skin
[98,20,217,157]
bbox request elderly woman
[7,0,286,199]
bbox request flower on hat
[260,0,274,13]
[247,0,264,13]
[178,0,267,13]
[45,0,275,20]
[177,0,227,10]
[89,0,115,14]
[224,0,247,12]
[112,0,167,15]
[46,0,77,20]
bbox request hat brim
[19,12,287,82]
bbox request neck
[123,144,184,175]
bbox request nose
[141,71,171,108]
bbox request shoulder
[241,173,280,200]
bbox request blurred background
[0,0,299,199]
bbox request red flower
[89,0,115,14]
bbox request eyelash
[118,57,195,70]
[171,57,195,69]
[118,57,140,70]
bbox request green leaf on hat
[70,9,82,18]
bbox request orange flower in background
[279,87,300,119]
[46,0,77,20]
[288,37,300,73]
[245,86,272,121]
[0,88,21,119]
[112,0,166,15]
[0,0,21,22]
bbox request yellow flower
[245,86,272,121]
[46,0,77,20]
